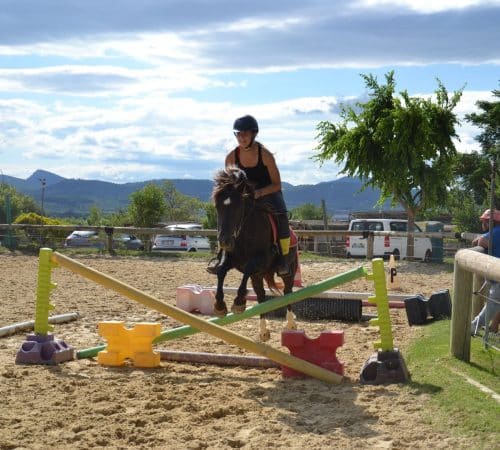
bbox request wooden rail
[450,247,500,361]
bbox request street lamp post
[39,178,46,216]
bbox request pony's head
[212,166,255,251]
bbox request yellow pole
[51,251,342,384]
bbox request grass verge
[405,319,499,443]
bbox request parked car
[152,223,210,252]
[345,219,432,261]
[64,230,105,249]
[113,234,144,250]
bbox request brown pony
[211,166,297,341]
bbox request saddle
[267,213,298,249]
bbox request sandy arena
[0,253,475,449]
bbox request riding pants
[258,191,290,256]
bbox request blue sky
[0,0,499,186]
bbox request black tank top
[234,143,272,190]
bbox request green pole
[76,266,367,359]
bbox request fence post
[366,233,374,259]
[450,259,474,361]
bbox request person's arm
[225,150,236,167]
[472,231,489,249]
[476,236,489,249]
[255,147,282,199]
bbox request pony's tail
[264,273,282,296]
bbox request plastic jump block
[365,259,394,352]
[176,285,215,315]
[98,321,161,367]
[16,333,74,365]
[34,248,59,335]
[281,330,344,378]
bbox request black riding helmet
[233,115,259,133]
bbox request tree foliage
[291,203,325,220]
[465,88,500,158]
[0,183,39,223]
[314,71,462,256]
[161,181,205,223]
[128,183,167,228]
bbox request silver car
[152,223,210,252]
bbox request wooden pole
[450,249,500,361]
[450,259,473,361]
[51,251,343,384]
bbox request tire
[424,249,432,263]
[188,248,197,252]
[392,249,400,260]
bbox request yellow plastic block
[97,321,161,367]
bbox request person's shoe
[276,255,290,276]
[206,257,220,274]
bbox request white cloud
[357,0,500,13]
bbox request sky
[0,0,499,186]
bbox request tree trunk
[406,209,415,259]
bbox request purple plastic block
[359,349,410,384]
[16,333,74,365]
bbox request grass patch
[405,319,499,443]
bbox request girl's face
[234,130,254,148]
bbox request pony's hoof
[259,330,271,342]
[231,303,246,314]
[213,305,228,317]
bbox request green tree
[291,203,324,220]
[87,205,104,226]
[162,181,205,222]
[128,183,167,228]
[465,88,500,159]
[452,151,493,205]
[0,183,39,223]
[314,71,462,257]
[202,202,217,229]
[14,212,67,245]
[464,87,500,210]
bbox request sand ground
[0,253,482,449]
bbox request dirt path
[0,254,471,449]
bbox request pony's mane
[212,166,255,201]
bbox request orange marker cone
[294,253,304,288]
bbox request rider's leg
[267,192,291,275]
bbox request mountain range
[1,169,397,218]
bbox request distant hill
[2,170,398,217]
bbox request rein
[231,191,254,240]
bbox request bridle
[217,184,255,244]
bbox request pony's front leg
[285,307,297,330]
[251,274,270,342]
[213,263,230,317]
[231,273,250,314]
[259,317,270,342]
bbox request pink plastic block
[176,285,215,315]
[281,330,344,378]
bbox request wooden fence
[450,247,500,361]
[0,223,471,260]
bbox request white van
[152,223,211,252]
[345,219,432,261]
